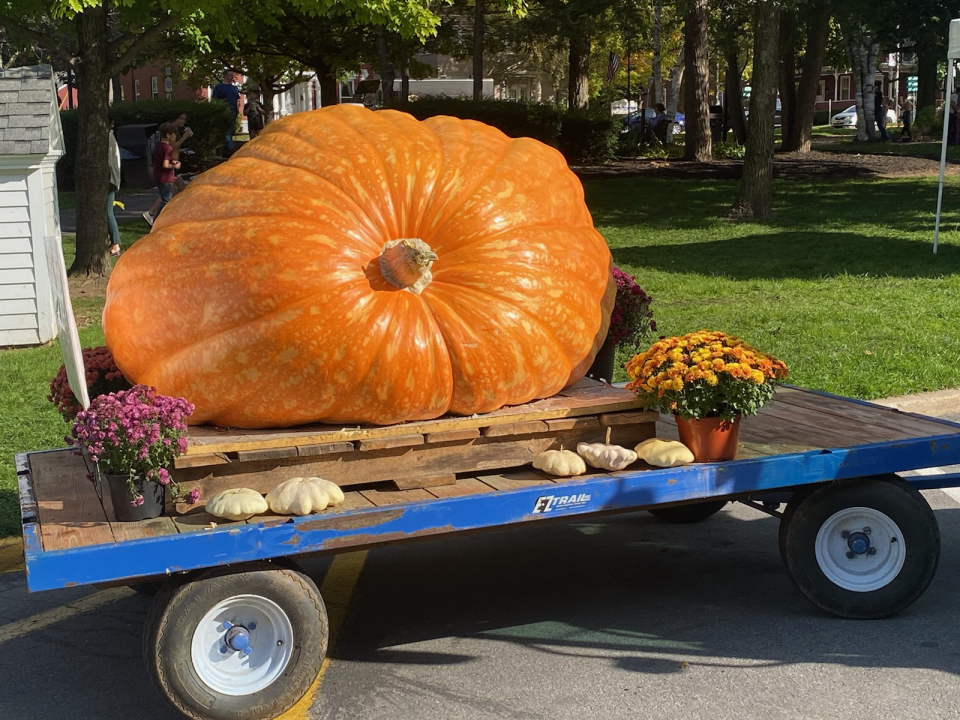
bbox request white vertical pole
[934,59,954,254]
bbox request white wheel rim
[815,507,906,592]
[190,594,294,696]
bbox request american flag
[606,52,620,82]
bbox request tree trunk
[110,74,122,103]
[568,34,590,109]
[652,0,663,104]
[683,0,711,162]
[778,13,796,151]
[666,47,685,134]
[377,32,395,106]
[70,3,111,277]
[785,0,832,152]
[473,0,485,100]
[724,44,747,143]
[917,44,938,112]
[730,0,780,219]
[261,85,276,122]
[400,45,409,102]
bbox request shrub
[813,109,830,125]
[914,106,939,139]
[58,100,234,190]
[393,97,617,164]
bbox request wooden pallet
[168,378,658,512]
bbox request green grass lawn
[4,177,960,538]
[816,135,960,160]
[591,175,960,396]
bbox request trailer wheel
[649,500,728,524]
[144,562,327,720]
[780,475,939,619]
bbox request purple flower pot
[103,472,164,522]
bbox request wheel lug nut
[863,527,871,535]
[841,530,851,539]
[248,622,257,631]
[867,547,877,555]
[220,646,228,654]
[846,551,856,559]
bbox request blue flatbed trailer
[16,386,960,720]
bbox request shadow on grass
[612,231,960,280]
[586,176,960,235]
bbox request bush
[58,100,234,190]
[914,106,939,139]
[813,110,830,125]
[393,97,617,164]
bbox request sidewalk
[60,191,156,234]
[875,387,960,422]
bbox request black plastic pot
[103,472,164,522]
[586,334,617,383]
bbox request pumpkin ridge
[130,279,371,387]
[429,221,600,264]
[277,109,408,237]
[145,215,380,263]
[416,120,514,242]
[180,158,382,232]
[424,136,583,249]
[210,149,387,243]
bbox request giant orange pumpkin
[104,105,614,428]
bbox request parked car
[831,105,897,128]
[622,108,685,133]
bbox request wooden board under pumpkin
[168,409,658,512]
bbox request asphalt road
[3,398,960,719]
[3,494,960,720]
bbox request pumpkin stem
[379,238,437,295]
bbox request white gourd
[533,449,587,477]
[205,487,268,521]
[576,442,638,471]
[635,438,695,467]
[266,476,346,516]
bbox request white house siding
[0,172,40,345]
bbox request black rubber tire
[780,475,940,619]
[649,500,728,524]
[778,487,814,566]
[143,562,328,720]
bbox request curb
[873,388,960,417]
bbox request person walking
[211,70,240,153]
[900,97,914,142]
[874,83,890,142]
[244,92,267,139]
[107,129,122,257]
[143,112,193,226]
[142,123,180,228]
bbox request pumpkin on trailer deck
[266,476,346,516]
[103,105,614,428]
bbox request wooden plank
[356,434,424,451]
[392,474,456,490]
[360,488,434,506]
[110,516,179,543]
[297,441,355,457]
[183,378,645,456]
[476,469,557,491]
[545,417,600,432]
[599,410,660,426]
[173,453,230,469]
[427,477,497,498]
[483,421,549,438]
[171,510,246,533]
[756,401,906,445]
[774,388,956,438]
[171,423,656,509]
[338,492,375,510]
[41,522,116,550]
[425,428,481,444]
[236,446,299,462]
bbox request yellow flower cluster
[625,330,789,398]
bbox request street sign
[907,75,918,93]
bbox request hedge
[393,97,619,164]
[813,109,831,125]
[58,100,234,190]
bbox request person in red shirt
[143,123,180,227]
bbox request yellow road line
[0,538,24,575]
[279,551,368,720]
[0,587,134,644]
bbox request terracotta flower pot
[675,415,742,462]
